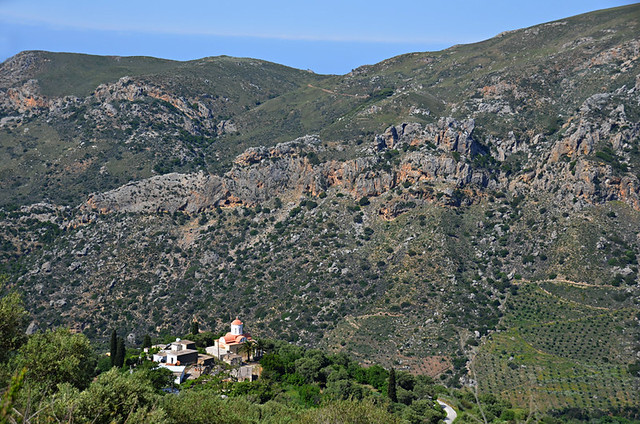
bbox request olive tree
[0,291,29,363]
[15,328,95,397]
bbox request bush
[299,384,322,406]
[358,196,370,206]
[298,399,401,424]
[16,328,95,397]
[74,368,163,423]
[324,380,366,400]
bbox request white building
[206,318,253,362]
[152,338,198,365]
[157,364,186,384]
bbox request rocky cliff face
[376,118,483,156]
[0,51,328,207]
[81,87,640,220]
[81,122,494,219]
[0,72,217,135]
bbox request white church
[205,318,253,364]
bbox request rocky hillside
[0,52,328,205]
[1,3,639,413]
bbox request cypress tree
[388,367,397,403]
[143,334,152,349]
[190,320,199,335]
[115,337,125,368]
[110,329,117,367]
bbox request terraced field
[473,281,639,412]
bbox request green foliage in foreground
[13,328,95,399]
[0,291,28,364]
[0,291,425,423]
[0,290,638,423]
[2,367,403,424]
[255,340,445,423]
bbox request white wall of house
[153,353,167,362]
[158,364,186,384]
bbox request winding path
[306,84,368,98]
[438,400,457,424]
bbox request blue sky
[0,0,635,75]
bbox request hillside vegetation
[1,290,634,424]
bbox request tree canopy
[14,328,95,398]
[0,291,29,364]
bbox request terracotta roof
[221,332,252,346]
[223,333,242,343]
[231,318,243,325]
